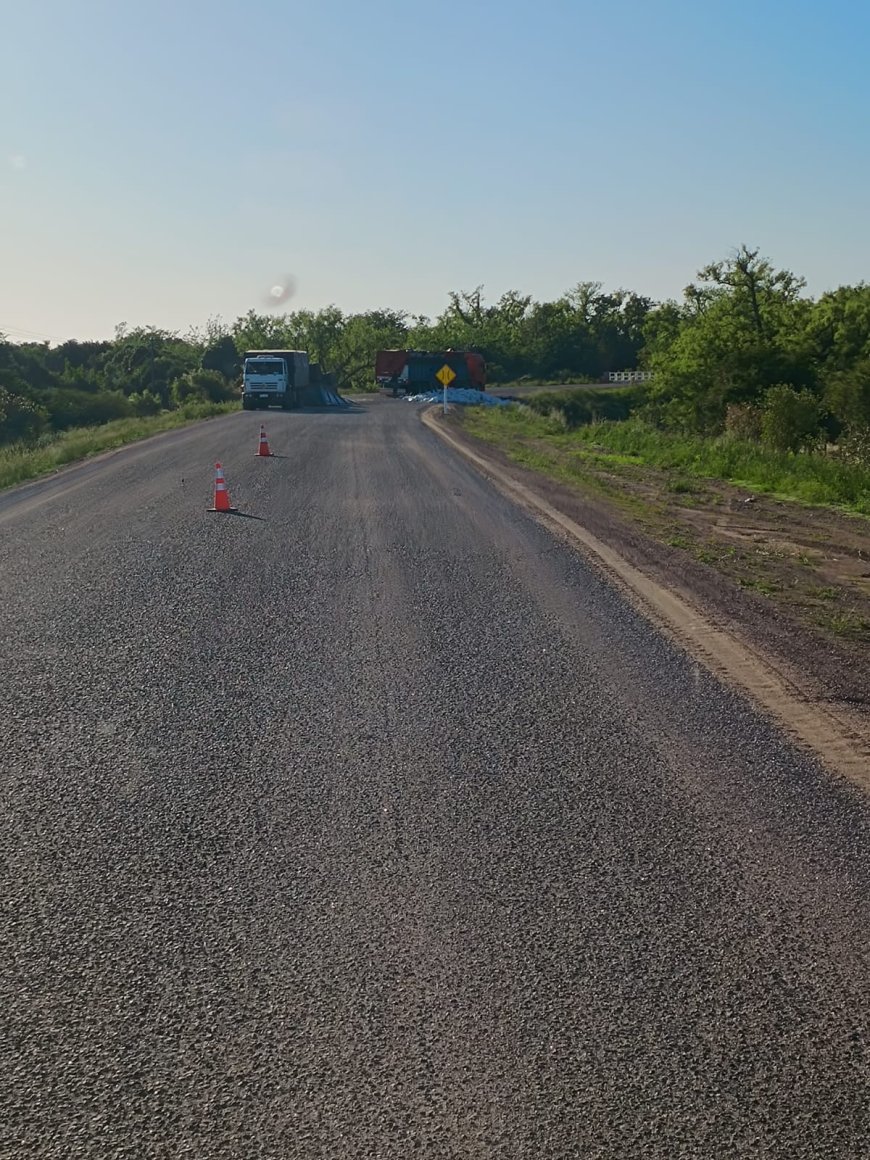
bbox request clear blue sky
[2,0,869,342]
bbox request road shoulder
[422,406,870,792]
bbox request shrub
[760,385,822,453]
[171,369,237,406]
[526,385,647,428]
[824,362,870,430]
[127,390,164,417]
[43,388,131,430]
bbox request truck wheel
[242,396,251,410]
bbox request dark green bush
[171,370,237,406]
[43,388,132,431]
[760,385,823,453]
[0,388,49,444]
[525,384,648,428]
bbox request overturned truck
[242,350,349,410]
[375,349,486,394]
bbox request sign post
[435,364,456,415]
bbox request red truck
[375,349,486,394]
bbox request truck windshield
[246,361,285,376]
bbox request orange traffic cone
[208,462,233,512]
[256,424,272,457]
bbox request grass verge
[463,407,870,514]
[457,405,870,647]
[0,402,238,492]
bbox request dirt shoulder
[424,407,870,786]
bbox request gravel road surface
[2,399,868,1158]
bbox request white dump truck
[241,350,309,410]
[241,349,348,409]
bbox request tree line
[2,246,870,456]
[643,246,870,455]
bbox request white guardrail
[607,371,655,383]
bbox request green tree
[0,387,48,444]
[57,363,103,393]
[99,327,199,404]
[282,307,346,368]
[0,340,56,392]
[824,360,870,430]
[646,246,813,432]
[44,340,112,375]
[202,334,240,380]
[808,285,870,373]
[328,309,408,391]
[231,310,295,351]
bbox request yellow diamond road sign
[436,364,456,388]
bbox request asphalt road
[2,399,868,1159]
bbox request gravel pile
[404,388,511,406]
